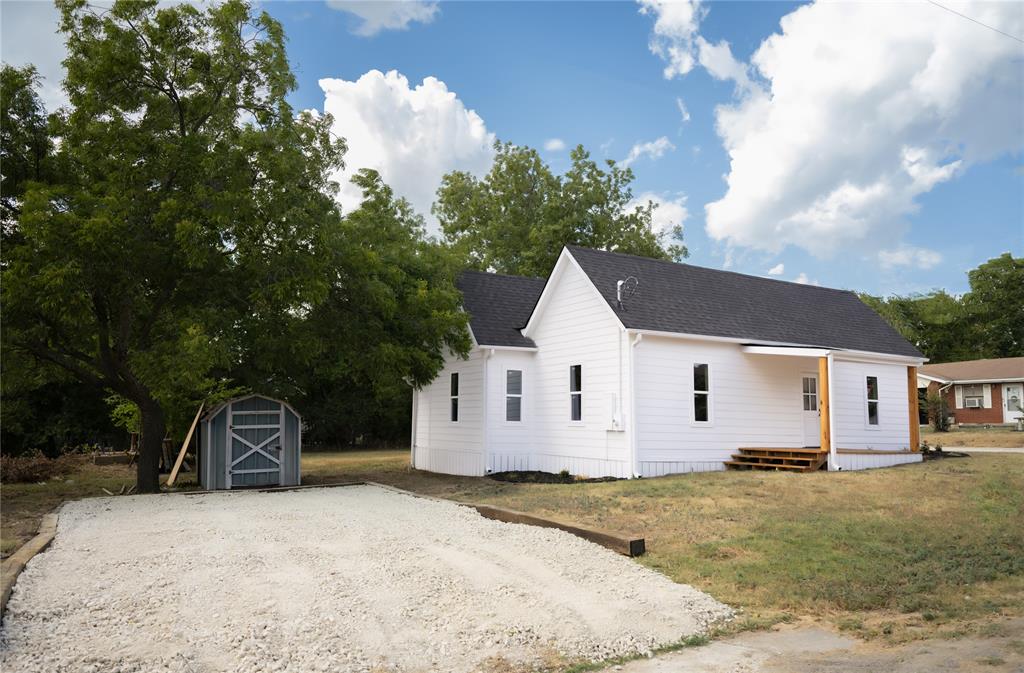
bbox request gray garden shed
[200,394,302,490]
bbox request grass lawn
[921,426,1024,448]
[3,448,1022,644]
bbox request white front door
[1004,384,1023,424]
[802,375,820,447]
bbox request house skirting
[835,451,922,471]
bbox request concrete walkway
[618,620,1024,673]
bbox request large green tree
[2,0,344,491]
[234,170,471,445]
[434,142,687,277]
[860,252,1024,363]
[964,253,1023,358]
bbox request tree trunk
[137,401,166,493]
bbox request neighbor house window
[962,384,984,408]
[569,365,582,421]
[865,376,879,426]
[693,363,711,423]
[506,370,522,422]
[450,373,459,422]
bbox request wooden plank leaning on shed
[166,403,203,487]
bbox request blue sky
[2,0,1022,295]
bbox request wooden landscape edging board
[365,482,645,557]
[1,508,59,620]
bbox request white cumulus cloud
[544,138,567,152]
[326,1,439,36]
[621,136,676,168]
[637,0,704,79]
[767,263,785,276]
[638,0,1024,262]
[319,70,495,226]
[629,192,689,235]
[705,2,1023,258]
[878,245,944,270]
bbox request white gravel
[0,485,732,672]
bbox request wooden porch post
[818,356,831,453]
[908,366,921,451]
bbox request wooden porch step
[724,460,808,471]
[726,447,828,472]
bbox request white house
[411,246,927,477]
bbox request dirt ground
[620,619,1024,673]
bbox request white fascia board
[627,328,925,365]
[741,345,831,358]
[475,344,539,352]
[521,247,627,337]
[917,373,950,384]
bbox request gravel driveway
[0,485,731,673]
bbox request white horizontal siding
[832,360,911,450]
[836,452,922,470]
[527,261,629,477]
[636,338,811,464]
[485,350,535,472]
[413,349,485,476]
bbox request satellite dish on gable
[616,276,639,309]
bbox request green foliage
[860,253,1023,363]
[434,142,687,277]
[0,64,57,238]
[1,0,345,490]
[235,169,471,445]
[926,391,950,432]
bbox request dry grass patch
[922,426,1024,448]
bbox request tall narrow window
[693,363,710,423]
[865,376,879,426]
[450,372,459,422]
[506,370,522,422]
[569,365,582,421]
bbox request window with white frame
[693,363,711,423]
[450,373,459,422]
[506,370,522,422]
[865,376,879,425]
[802,376,818,411]
[569,365,582,422]
[962,384,984,408]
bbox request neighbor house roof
[563,246,925,359]
[456,270,546,348]
[919,357,1024,383]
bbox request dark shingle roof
[456,270,546,348]
[565,246,925,358]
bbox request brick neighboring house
[918,357,1024,426]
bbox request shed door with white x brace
[226,399,284,488]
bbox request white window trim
[449,371,460,424]
[690,362,714,427]
[801,374,819,412]
[962,383,985,409]
[864,375,880,430]
[569,364,583,425]
[505,368,523,424]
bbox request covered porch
[727,346,923,471]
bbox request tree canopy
[434,142,687,277]
[0,0,466,490]
[860,252,1023,363]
